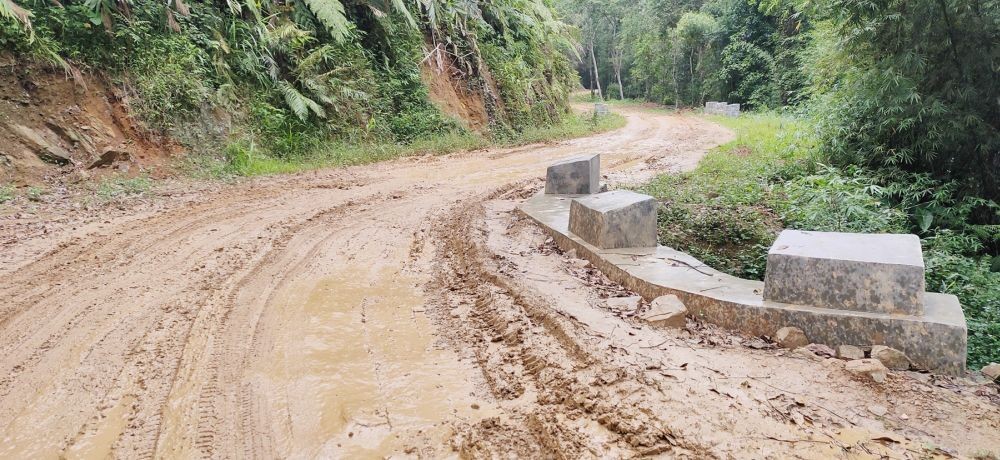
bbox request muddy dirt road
[1,106,998,459]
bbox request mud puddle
[253,265,500,458]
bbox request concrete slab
[568,190,657,249]
[544,154,600,195]
[763,230,925,315]
[520,193,967,375]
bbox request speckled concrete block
[569,190,657,249]
[595,103,610,115]
[764,230,925,315]
[544,154,600,195]
[725,103,741,117]
[520,193,967,374]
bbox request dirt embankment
[0,57,177,186]
[0,106,998,458]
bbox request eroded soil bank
[1,106,998,458]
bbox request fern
[300,0,351,42]
[278,80,326,120]
[0,0,32,33]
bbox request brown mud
[1,106,998,459]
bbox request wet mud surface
[1,107,999,458]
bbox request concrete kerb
[519,193,968,375]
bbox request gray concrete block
[568,190,658,249]
[544,154,600,195]
[763,230,925,315]
[595,103,609,115]
[725,103,740,117]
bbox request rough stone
[836,345,865,360]
[568,190,657,249]
[845,359,888,383]
[871,345,910,370]
[980,363,1000,382]
[763,230,926,315]
[89,146,130,169]
[544,154,600,195]
[7,123,71,165]
[642,294,687,328]
[774,326,808,349]
[806,343,836,358]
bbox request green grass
[0,184,14,205]
[639,112,817,279]
[639,111,1000,369]
[94,176,153,201]
[194,111,626,178]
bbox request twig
[663,257,714,276]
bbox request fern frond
[278,80,325,120]
[301,0,350,42]
[0,0,33,34]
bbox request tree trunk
[589,39,603,101]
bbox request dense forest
[0,0,578,162]
[558,0,999,367]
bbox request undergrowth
[640,112,1000,369]
[190,111,626,178]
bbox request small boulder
[845,359,888,383]
[806,343,836,358]
[774,326,808,349]
[982,363,1000,382]
[89,146,130,169]
[871,345,910,371]
[642,294,687,328]
[836,345,865,360]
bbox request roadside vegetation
[639,113,999,368]
[192,110,625,178]
[0,0,579,177]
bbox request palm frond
[0,0,32,34]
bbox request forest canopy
[558,0,999,202]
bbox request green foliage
[0,183,13,204]
[95,175,153,200]
[805,0,1000,201]
[643,111,1000,367]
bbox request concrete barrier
[568,190,657,249]
[544,154,600,195]
[520,193,968,374]
[764,231,925,315]
[595,103,610,115]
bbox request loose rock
[641,294,687,328]
[845,359,888,383]
[774,326,808,349]
[89,146,130,169]
[982,363,1000,382]
[871,345,910,370]
[836,345,865,360]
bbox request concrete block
[595,103,609,115]
[544,154,600,195]
[568,190,657,249]
[725,103,740,117]
[763,230,925,315]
